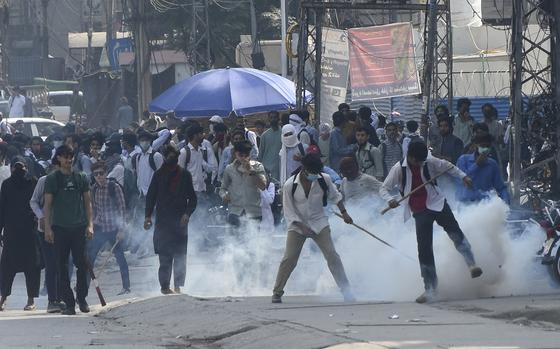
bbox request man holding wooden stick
[380,141,483,304]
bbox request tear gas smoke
[130,194,555,301]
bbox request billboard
[320,28,349,119]
[348,23,420,101]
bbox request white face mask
[209,124,215,135]
[53,141,63,148]
[139,141,151,151]
[282,133,298,148]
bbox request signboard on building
[320,28,349,119]
[348,23,420,101]
[107,37,133,71]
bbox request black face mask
[12,167,27,179]
[165,156,178,166]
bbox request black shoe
[470,266,483,278]
[161,288,175,295]
[78,300,90,313]
[271,294,282,304]
[47,302,62,314]
[62,307,76,315]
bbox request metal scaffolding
[189,0,212,73]
[295,0,452,122]
[510,0,560,203]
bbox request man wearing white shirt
[0,112,13,136]
[178,125,217,193]
[380,141,482,304]
[134,131,164,197]
[8,87,26,118]
[272,153,355,304]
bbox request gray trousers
[273,226,350,296]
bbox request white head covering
[209,115,224,124]
[279,124,300,184]
[288,114,304,133]
[319,122,331,135]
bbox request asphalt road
[1,249,560,349]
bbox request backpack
[360,145,377,172]
[182,145,208,168]
[291,168,329,207]
[298,128,316,146]
[132,152,156,172]
[399,159,436,196]
[52,170,86,195]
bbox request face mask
[306,173,319,182]
[478,146,490,155]
[282,134,298,148]
[165,156,178,166]
[209,124,215,134]
[12,166,26,179]
[140,141,151,151]
[53,140,63,148]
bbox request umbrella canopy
[149,67,305,118]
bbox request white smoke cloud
[133,193,556,302]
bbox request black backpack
[399,159,436,196]
[290,168,329,207]
[132,152,157,172]
[298,128,316,146]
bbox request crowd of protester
[0,96,511,312]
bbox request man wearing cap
[208,115,224,143]
[0,158,41,311]
[8,87,26,118]
[43,145,94,315]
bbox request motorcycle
[534,199,560,284]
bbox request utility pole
[510,0,524,205]
[280,0,287,77]
[551,0,560,194]
[188,0,211,73]
[86,0,94,73]
[420,0,438,137]
[105,0,114,45]
[134,0,151,118]
[41,0,49,59]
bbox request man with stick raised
[272,153,355,304]
[380,141,483,304]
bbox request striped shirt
[92,181,126,233]
[382,140,403,177]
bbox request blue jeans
[88,229,130,290]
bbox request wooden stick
[381,166,454,215]
[96,240,120,280]
[333,212,415,262]
[87,261,107,307]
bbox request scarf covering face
[279,124,300,184]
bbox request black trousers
[39,232,60,302]
[53,226,88,307]
[0,266,40,298]
[158,253,187,289]
[413,202,476,291]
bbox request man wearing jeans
[43,145,93,315]
[380,141,483,304]
[88,161,130,295]
[272,154,355,304]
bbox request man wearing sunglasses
[88,161,130,295]
[43,145,93,315]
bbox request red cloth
[409,165,428,213]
